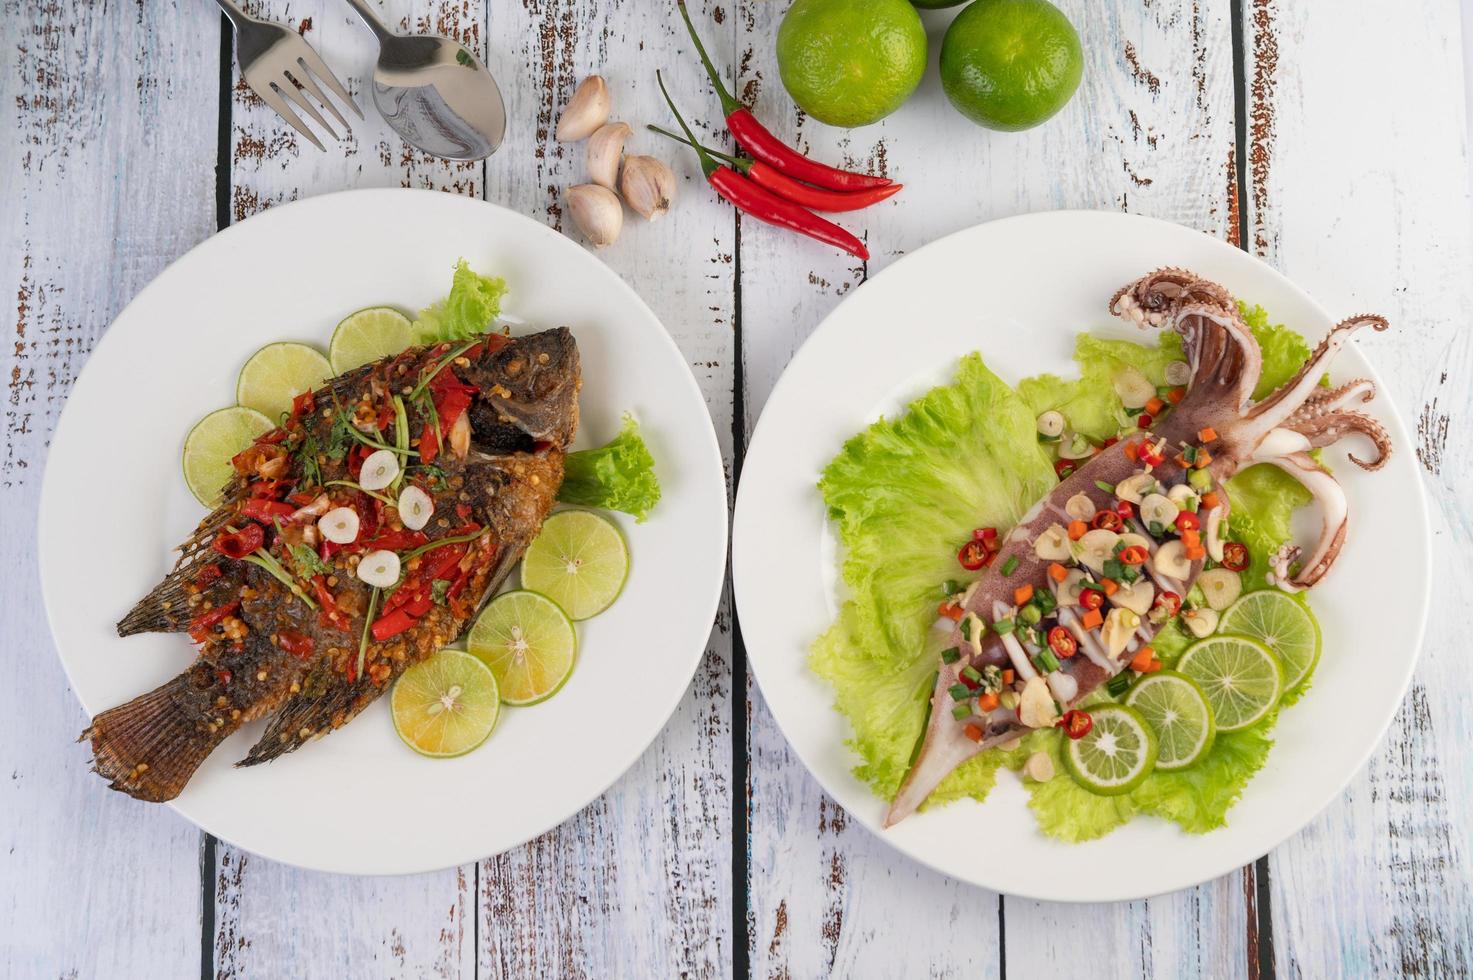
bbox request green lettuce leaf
[558,414,661,522]
[413,260,509,344]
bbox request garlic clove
[358,449,400,491]
[1033,523,1071,561]
[1139,492,1178,528]
[566,184,623,248]
[1184,607,1220,638]
[1064,492,1096,522]
[1197,568,1243,610]
[1151,539,1192,579]
[1075,528,1120,573]
[318,506,360,545]
[620,155,677,222]
[556,75,611,142]
[587,121,631,190]
[397,485,434,531]
[356,549,402,589]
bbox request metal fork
[216,0,362,150]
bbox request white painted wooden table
[3,1,1470,977]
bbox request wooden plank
[735,2,1246,975]
[478,2,734,976]
[1242,1,1473,975]
[0,0,218,976]
[212,3,482,976]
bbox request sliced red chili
[193,563,223,588]
[1054,458,1077,480]
[1091,509,1124,532]
[239,499,296,523]
[1059,709,1093,740]
[311,575,352,632]
[249,479,289,499]
[1118,545,1149,566]
[362,529,430,553]
[188,600,240,643]
[1175,511,1201,532]
[957,539,989,571]
[1079,588,1105,611]
[1048,626,1077,659]
[1137,413,1154,429]
[212,525,264,560]
[418,423,440,464]
[1115,500,1134,520]
[1220,542,1249,572]
[277,629,315,658]
[1152,590,1182,619]
[291,390,316,419]
[371,607,420,642]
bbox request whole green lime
[911,0,967,7]
[940,0,1083,131]
[776,0,927,128]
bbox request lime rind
[329,306,414,374]
[1219,591,1322,697]
[182,406,274,507]
[1061,703,1158,796]
[235,341,333,420]
[391,649,501,758]
[468,590,578,706]
[520,511,630,621]
[1124,670,1216,771]
[1177,636,1284,733]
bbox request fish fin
[82,672,230,802]
[236,678,363,767]
[118,507,241,636]
[884,680,993,827]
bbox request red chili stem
[648,125,903,212]
[674,1,891,192]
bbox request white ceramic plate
[733,211,1429,901]
[40,189,728,875]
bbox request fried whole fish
[84,327,580,801]
[885,269,1391,826]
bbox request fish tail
[82,672,231,802]
[237,684,358,767]
[118,509,238,636]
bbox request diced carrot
[1144,659,1164,673]
[1048,562,1068,583]
[1198,427,1218,443]
[1102,578,1119,596]
[1129,646,1155,672]
[1124,441,1140,462]
[963,724,983,743]
[1174,453,1189,468]
[1067,520,1088,541]
[1167,387,1185,404]
[1145,396,1165,415]
[1081,608,1103,631]
[1181,528,1201,548]
[978,692,1000,712]
[1185,544,1207,561]
[1002,669,1015,685]
[1014,584,1034,605]
[1201,491,1221,509]
[1194,450,1213,469]
[938,602,964,621]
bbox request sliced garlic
[1058,432,1095,460]
[1053,568,1088,606]
[1184,607,1219,638]
[555,75,611,142]
[1100,608,1141,659]
[1205,506,1227,562]
[358,449,400,491]
[1164,360,1192,386]
[1113,366,1156,410]
[397,485,434,531]
[1197,568,1243,611]
[1033,523,1072,561]
[1167,483,1199,508]
[1139,493,1178,528]
[318,507,360,545]
[1114,472,1157,504]
[1152,539,1192,579]
[1024,751,1055,782]
[356,549,401,588]
[1064,493,1095,522]
[1108,578,1156,616]
[1018,676,1059,728]
[1118,531,1152,552]
[1036,410,1065,438]
[1075,528,1120,574]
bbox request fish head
[465,326,581,454]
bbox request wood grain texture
[479,2,734,975]
[734,2,1256,977]
[1243,1,1473,975]
[0,1,218,977]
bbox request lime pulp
[1177,636,1284,732]
[520,511,630,621]
[468,590,578,705]
[181,406,274,507]
[1124,670,1216,771]
[329,306,414,374]
[1061,703,1158,796]
[1219,591,1322,694]
[391,649,501,757]
[235,341,332,420]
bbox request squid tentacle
[1286,409,1392,471]
[1291,377,1377,420]
[1246,315,1389,432]
[1261,452,1350,592]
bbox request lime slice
[1219,591,1321,693]
[391,649,500,757]
[468,591,577,705]
[182,406,274,507]
[519,511,629,620]
[1124,670,1216,771]
[329,306,414,374]
[1177,636,1284,732]
[236,342,333,420]
[1060,703,1158,796]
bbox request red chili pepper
[310,575,352,632]
[455,502,472,520]
[1118,545,1149,566]
[370,596,433,641]
[1048,626,1077,659]
[194,563,223,588]
[657,73,870,260]
[419,423,440,464]
[239,499,297,523]
[1115,500,1134,520]
[976,527,998,543]
[212,525,264,560]
[1059,710,1093,740]
[277,629,315,658]
[430,368,478,433]
[362,529,429,553]
[1220,542,1249,572]
[1054,459,1077,480]
[1091,509,1124,532]
[249,480,289,499]
[1137,413,1154,429]
[1102,436,1119,449]
[356,493,381,541]
[1152,590,1182,619]
[291,390,316,419]
[676,3,892,193]
[255,429,288,445]
[188,600,240,643]
[958,539,989,571]
[1079,588,1105,611]
[347,444,372,480]
[1175,512,1201,532]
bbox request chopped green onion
[1020,605,1041,625]
[1035,648,1061,673]
[242,550,318,610]
[1103,558,1125,580]
[961,665,982,683]
[1106,673,1133,697]
[949,683,971,702]
[1182,444,1199,464]
[390,395,410,492]
[940,579,960,598]
[326,479,396,506]
[1188,468,1213,491]
[1095,480,1115,494]
[982,665,1003,691]
[951,704,972,720]
[1000,556,1019,576]
[960,617,974,642]
[1148,520,1165,537]
[1184,495,1200,512]
[1122,565,1141,583]
[940,647,961,665]
[356,587,381,680]
[1034,589,1057,614]
[991,618,1015,635]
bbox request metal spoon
[342,0,506,160]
